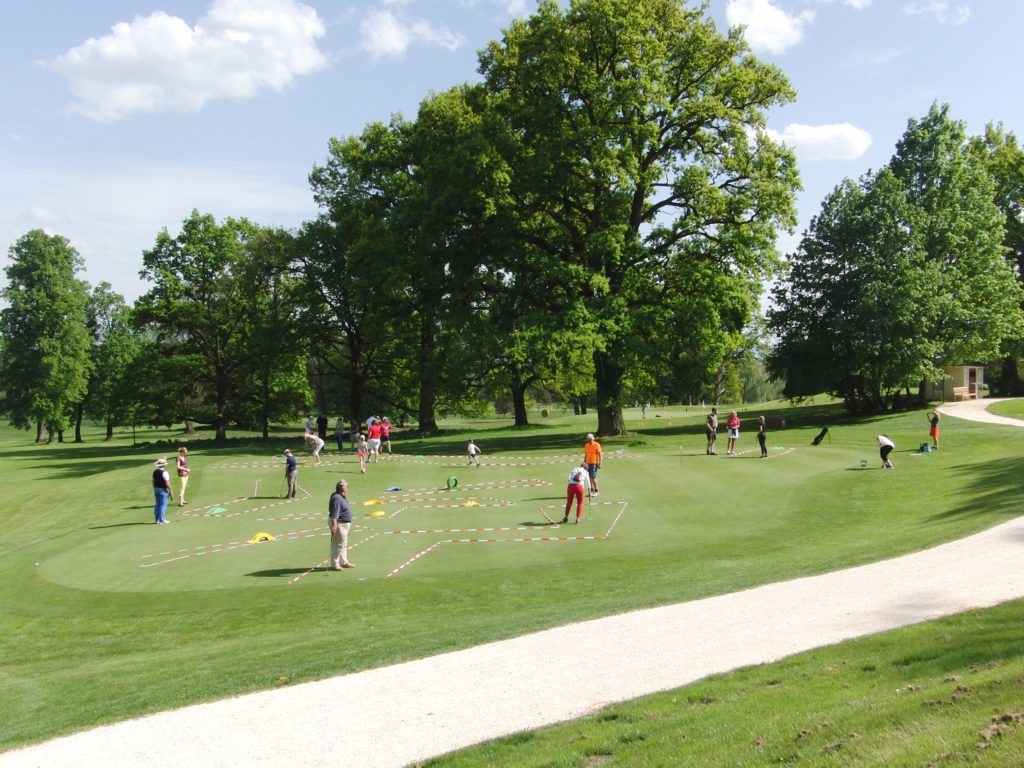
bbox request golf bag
[811,427,830,446]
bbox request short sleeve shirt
[329,491,353,524]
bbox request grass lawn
[420,598,1024,767]
[986,398,1024,421]
[1,399,1022,752]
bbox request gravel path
[3,400,1023,768]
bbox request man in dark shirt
[284,449,298,498]
[328,479,355,570]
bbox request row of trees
[768,104,1024,413]
[4,2,1021,438]
[1,0,800,441]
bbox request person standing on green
[757,415,768,458]
[328,479,355,571]
[705,407,718,455]
[927,410,941,450]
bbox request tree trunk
[105,420,114,440]
[35,416,45,443]
[1000,355,1022,396]
[348,335,364,428]
[417,318,438,434]
[184,419,196,435]
[418,379,438,434]
[74,402,85,443]
[511,374,530,427]
[594,349,626,436]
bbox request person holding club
[284,449,298,498]
[583,433,602,495]
[561,461,592,525]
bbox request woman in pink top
[726,411,741,456]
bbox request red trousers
[565,483,584,517]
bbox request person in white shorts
[305,432,324,466]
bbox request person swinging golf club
[561,462,592,525]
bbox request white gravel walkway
[3,400,1023,768]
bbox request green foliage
[972,123,1024,395]
[84,283,143,437]
[135,212,305,440]
[770,169,941,412]
[770,104,1024,413]
[0,230,92,436]
[479,0,800,434]
[889,104,1023,365]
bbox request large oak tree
[478,0,799,434]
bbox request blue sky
[2,0,1020,302]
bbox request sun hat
[155,458,167,468]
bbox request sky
[2,0,1021,302]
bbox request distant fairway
[3,401,1024,751]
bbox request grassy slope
[1,401,1022,750]
[987,398,1024,420]
[422,599,1024,767]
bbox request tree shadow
[924,455,1024,522]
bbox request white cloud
[904,2,971,25]
[726,0,815,55]
[764,122,873,160]
[360,8,464,59]
[46,0,327,122]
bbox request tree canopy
[769,104,1023,412]
[0,230,92,440]
[478,0,799,433]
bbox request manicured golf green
[1,401,1022,751]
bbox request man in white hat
[152,458,172,524]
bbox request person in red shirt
[726,411,741,456]
[367,418,383,464]
[380,417,392,457]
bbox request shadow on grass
[925,455,1024,522]
[247,568,321,578]
[519,520,557,527]
[89,521,154,529]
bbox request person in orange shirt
[583,433,602,496]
